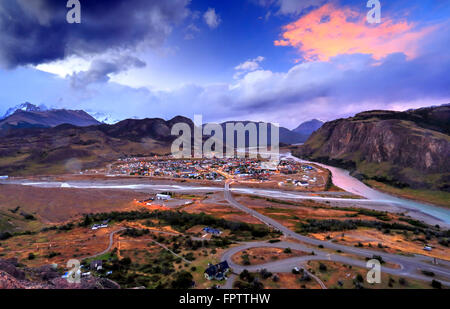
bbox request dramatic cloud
[203,8,221,29]
[0,0,190,68]
[69,55,146,88]
[78,47,449,127]
[274,3,436,61]
[234,56,265,79]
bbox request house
[90,260,103,271]
[156,193,171,200]
[203,227,222,235]
[204,261,230,280]
[91,223,108,230]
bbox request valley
[0,105,449,290]
[1,149,449,290]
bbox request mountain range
[5,102,448,198]
[293,119,324,137]
[292,104,450,192]
[0,103,100,132]
[0,103,321,144]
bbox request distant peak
[1,102,48,119]
[293,119,324,135]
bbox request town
[103,155,327,191]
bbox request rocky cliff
[294,105,450,191]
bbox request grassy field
[365,180,450,208]
[306,260,442,289]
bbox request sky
[0,0,449,129]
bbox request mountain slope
[293,105,450,192]
[0,116,193,175]
[1,102,47,119]
[216,121,306,145]
[0,109,100,131]
[293,119,324,137]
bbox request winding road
[220,181,450,288]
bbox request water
[283,152,450,225]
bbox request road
[85,228,125,259]
[221,181,450,287]
[84,228,193,263]
[7,178,446,227]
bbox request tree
[431,280,442,289]
[283,247,292,254]
[171,271,194,289]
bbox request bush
[283,248,292,254]
[431,280,442,289]
[28,253,36,260]
[0,232,12,240]
[370,255,385,264]
[241,254,250,265]
[239,270,254,282]
[46,251,61,259]
[319,263,327,272]
[183,252,195,261]
[260,269,272,279]
[421,270,435,277]
[268,239,281,243]
[171,271,194,289]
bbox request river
[282,152,450,225]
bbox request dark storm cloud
[69,55,146,88]
[0,0,190,68]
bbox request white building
[156,194,172,200]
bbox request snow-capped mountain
[86,111,122,125]
[1,102,48,119]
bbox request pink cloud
[274,3,436,61]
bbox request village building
[90,260,103,271]
[204,261,230,280]
[202,227,222,235]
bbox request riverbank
[364,180,450,209]
[283,152,450,226]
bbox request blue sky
[0,0,449,128]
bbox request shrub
[421,270,435,277]
[431,280,442,289]
[171,271,194,289]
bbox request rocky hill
[1,102,47,119]
[0,116,194,175]
[0,258,120,289]
[293,105,450,191]
[293,119,323,137]
[0,106,100,132]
